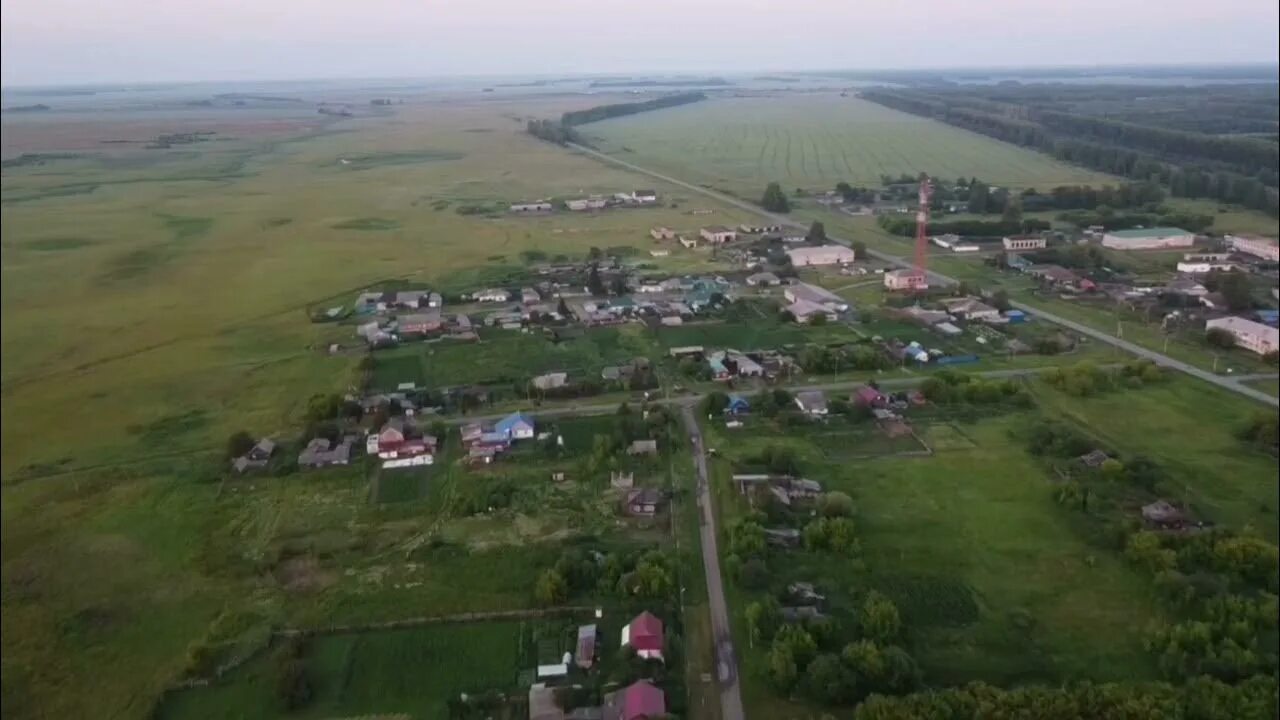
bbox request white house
[1101,227,1195,250]
[1205,316,1280,356]
[1002,236,1046,251]
[475,288,510,302]
[785,245,856,267]
[510,202,553,213]
[1177,261,1237,274]
[940,297,1001,321]
[566,196,607,211]
[794,390,829,416]
[785,299,837,324]
[884,269,928,291]
[699,226,737,244]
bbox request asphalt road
[565,142,1278,409]
[681,403,745,720]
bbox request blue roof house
[726,395,750,414]
[495,411,536,440]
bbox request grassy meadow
[582,94,1113,197]
[0,96,739,719]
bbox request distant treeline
[1,104,51,113]
[560,92,707,126]
[588,79,729,88]
[861,87,1280,217]
[527,92,707,145]
[877,216,1049,238]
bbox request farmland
[582,95,1113,198]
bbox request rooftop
[1105,227,1190,238]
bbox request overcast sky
[2,0,1278,86]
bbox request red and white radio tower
[914,174,933,289]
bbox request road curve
[566,142,1278,408]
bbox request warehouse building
[1101,227,1194,250]
[785,244,856,267]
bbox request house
[883,268,928,291]
[521,287,542,305]
[726,394,750,414]
[1002,235,1047,251]
[393,290,429,308]
[1027,265,1083,288]
[679,235,699,249]
[794,390,829,416]
[624,488,664,517]
[475,288,510,302]
[1177,260,1237,274]
[1199,292,1229,310]
[398,310,443,335]
[780,606,826,623]
[231,438,276,473]
[650,226,678,241]
[1142,500,1187,529]
[852,385,886,408]
[460,422,484,445]
[627,439,659,456]
[427,292,443,308]
[603,680,665,720]
[532,372,569,391]
[785,283,850,312]
[940,297,1001,321]
[764,527,801,548]
[1163,278,1209,298]
[901,305,950,326]
[375,420,437,460]
[1227,234,1280,261]
[1101,227,1195,250]
[746,271,781,287]
[786,298,837,324]
[649,249,670,258]
[620,612,664,661]
[530,685,566,720]
[495,411,536,440]
[610,471,635,489]
[297,436,356,468]
[669,345,704,358]
[699,226,737,244]
[510,201,553,213]
[1079,449,1110,468]
[1206,316,1280,355]
[739,224,782,234]
[576,624,598,669]
[788,581,826,604]
[933,233,962,249]
[566,196,608,211]
[727,351,764,377]
[620,189,658,204]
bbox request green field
[157,621,527,720]
[704,373,1278,718]
[583,95,1113,197]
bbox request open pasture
[583,95,1112,197]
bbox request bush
[1206,327,1236,349]
[226,431,255,459]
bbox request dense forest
[861,83,1280,217]
[527,92,707,145]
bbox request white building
[786,244,856,267]
[699,226,737,244]
[785,298,838,324]
[566,196,607,211]
[1176,261,1237,274]
[933,234,962,249]
[650,226,678,241]
[1205,317,1280,355]
[784,282,849,312]
[1227,234,1280,261]
[510,202,553,213]
[1101,227,1195,250]
[884,269,928,291]
[1003,236,1047,251]
[474,288,509,302]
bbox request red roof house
[604,680,666,720]
[852,385,885,408]
[620,611,664,661]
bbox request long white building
[1227,234,1280,262]
[786,244,856,266]
[1206,316,1280,356]
[1101,227,1195,250]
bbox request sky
[2,0,1278,86]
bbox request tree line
[526,92,707,146]
[861,90,1280,217]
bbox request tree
[703,391,730,416]
[991,289,1011,312]
[609,275,628,296]
[818,491,855,518]
[227,431,255,459]
[274,642,313,711]
[809,313,828,326]
[850,240,867,257]
[534,568,569,605]
[1001,196,1024,224]
[761,182,791,213]
[1099,458,1126,481]
[1206,270,1253,312]
[746,597,783,644]
[1206,327,1236,350]
[557,297,570,317]
[805,653,858,705]
[807,221,828,245]
[769,642,799,691]
[859,591,901,643]
[1126,531,1176,574]
[587,264,606,296]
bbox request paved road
[681,403,745,720]
[566,143,1278,408]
